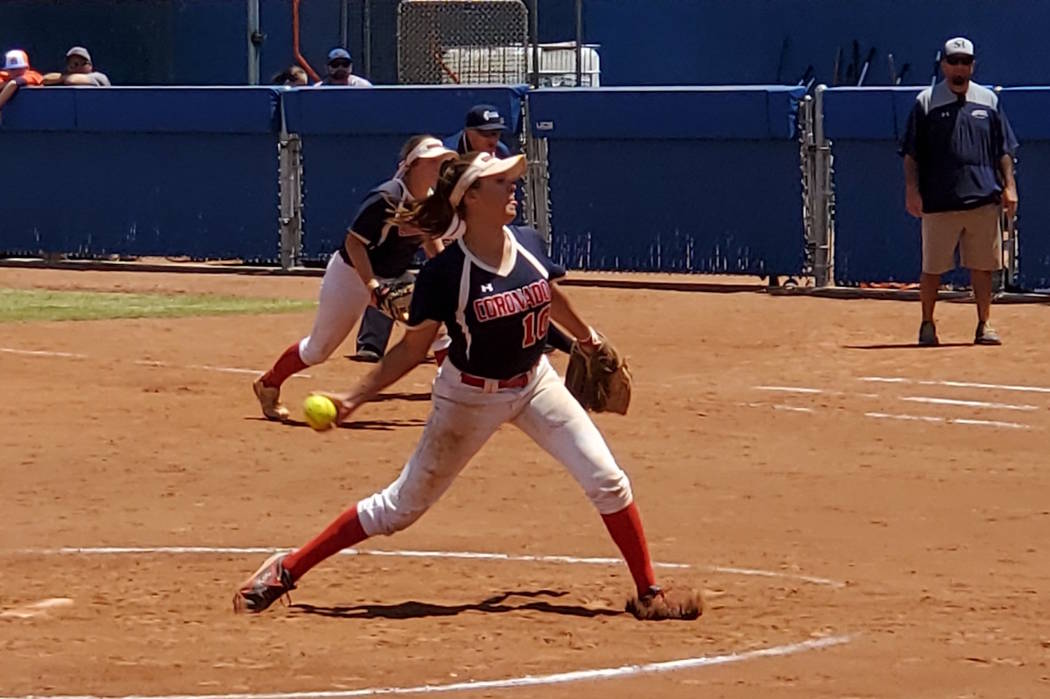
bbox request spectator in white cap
[0,49,44,112]
[43,46,111,86]
[900,36,1019,346]
[315,47,372,87]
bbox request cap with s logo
[944,37,974,57]
[465,104,508,132]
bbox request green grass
[0,288,316,322]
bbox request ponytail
[393,154,480,237]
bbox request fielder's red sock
[261,342,309,389]
[283,504,369,582]
[434,348,448,366]
[601,502,657,596]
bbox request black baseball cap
[465,104,507,132]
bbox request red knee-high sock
[261,342,309,388]
[283,504,369,582]
[601,502,656,596]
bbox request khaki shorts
[921,203,1002,274]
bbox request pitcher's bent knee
[355,489,429,537]
[298,335,339,367]
[588,469,633,515]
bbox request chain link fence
[397,0,528,85]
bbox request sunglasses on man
[329,59,351,69]
[945,55,974,66]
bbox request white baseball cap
[394,137,456,178]
[3,49,30,70]
[944,37,974,57]
[449,153,527,207]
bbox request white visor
[448,153,527,207]
[394,137,456,178]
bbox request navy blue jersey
[407,226,565,379]
[443,130,513,158]
[900,82,1018,213]
[338,179,424,279]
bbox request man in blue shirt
[901,37,1018,346]
[443,104,513,157]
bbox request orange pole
[293,0,321,82]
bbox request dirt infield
[2,267,1048,698]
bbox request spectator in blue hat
[316,48,372,87]
[443,104,511,157]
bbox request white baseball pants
[356,355,633,536]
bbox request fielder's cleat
[253,378,290,421]
[355,348,382,363]
[974,321,1002,346]
[918,320,940,347]
[233,552,295,613]
[626,585,704,621]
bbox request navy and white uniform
[345,180,423,357]
[355,226,633,537]
[298,178,442,366]
[342,180,420,278]
[409,225,562,378]
[443,130,512,158]
[900,81,1018,214]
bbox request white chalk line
[742,401,1034,430]
[0,597,74,619]
[755,385,1040,410]
[773,404,814,413]
[864,412,1030,430]
[0,347,312,380]
[0,635,852,699]
[12,546,845,588]
[0,347,87,359]
[860,376,1050,394]
[900,395,1037,411]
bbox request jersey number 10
[521,306,552,348]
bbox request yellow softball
[302,394,338,431]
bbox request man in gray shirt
[43,46,111,87]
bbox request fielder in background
[901,36,1018,346]
[234,152,701,622]
[355,104,515,360]
[252,135,456,421]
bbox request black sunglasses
[945,55,974,66]
[329,59,351,68]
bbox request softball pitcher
[252,135,456,421]
[235,152,701,621]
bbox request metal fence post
[798,94,816,280]
[522,97,553,248]
[812,84,835,287]
[247,0,261,85]
[278,131,303,270]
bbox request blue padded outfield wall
[5,85,1050,285]
[283,86,527,261]
[0,1,1047,88]
[0,88,281,261]
[823,87,1050,289]
[529,87,806,274]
